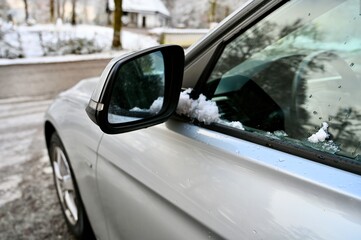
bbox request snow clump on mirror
[308,122,330,143]
[177,88,244,130]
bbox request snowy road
[0,96,51,169]
[0,95,76,239]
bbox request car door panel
[97,119,361,239]
[97,127,223,239]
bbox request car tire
[49,132,95,240]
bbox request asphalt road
[0,59,111,98]
[0,58,111,239]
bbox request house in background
[108,0,170,28]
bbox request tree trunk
[209,0,217,23]
[50,0,54,22]
[56,0,61,20]
[71,0,77,25]
[61,0,67,20]
[106,1,112,26]
[112,0,123,49]
[23,0,29,22]
[83,0,88,23]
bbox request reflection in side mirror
[108,51,165,124]
[86,45,184,134]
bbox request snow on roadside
[0,51,127,66]
[149,27,209,35]
[0,24,159,64]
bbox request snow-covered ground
[0,22,159,64]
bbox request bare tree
[23,0,29,22]
[50,0,55,22]
[71,0,77,25]
[106,0,112,25]
[161,0,174,10]
[56,0,61,20]
[0,0,10,20]
[112,0,123,49]
[209,0,217,23]
[52,0,66,22]
[61,0,67,20]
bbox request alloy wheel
[52,146,78,226]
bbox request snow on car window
[301,122,340,154]
[176,88,219,125]
[308,122,329,143]
[176,89,244,130]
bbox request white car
[44,0,361,239]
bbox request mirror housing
[86,45,184,134]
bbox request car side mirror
[86,45,184,134]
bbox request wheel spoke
[53,161,63,181]
[65,191,78,222]
[62,175,75,192]
[54,148,63,181]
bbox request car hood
[58,77,100,105]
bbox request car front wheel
[49,132,95,239]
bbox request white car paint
[44,0,361,239]
[96,120,361,239]
[46,81,361,239]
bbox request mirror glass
[108,51,165,124]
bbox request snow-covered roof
[109,0,170,17]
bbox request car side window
[204,0,361,165]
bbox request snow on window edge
[176,88,244,130]
[308,122,330,143]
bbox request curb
[0,50,130,66]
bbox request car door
[96,0,361,239]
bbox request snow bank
[308,122,330,143]
[0,24,158,60]
[149,27,209,35]
[176,88,244,130]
